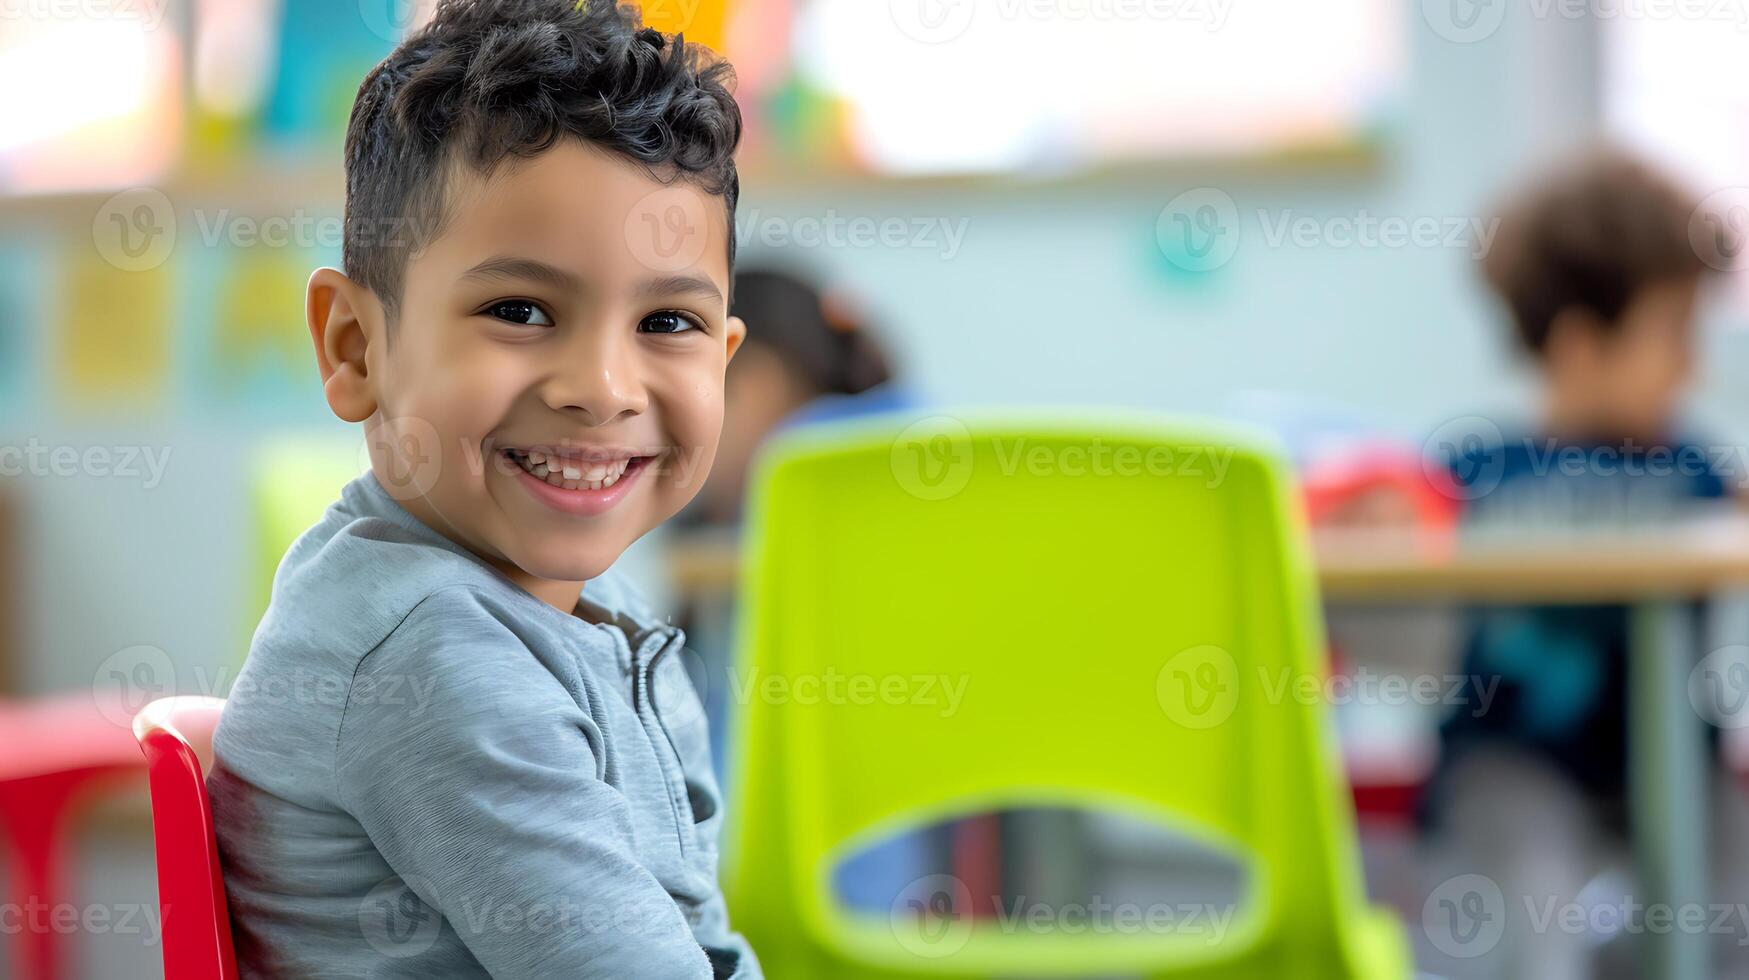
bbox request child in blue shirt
[1427,151,1748,979]
[208,2,760,976]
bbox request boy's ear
[307,267,383,424]
[724,313,747,363]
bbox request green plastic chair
[248,437,366,634]
[723,411,1409,979]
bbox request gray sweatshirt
[209,472,760,979]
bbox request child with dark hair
[1428,150,1749,979]
[209,2,760,976]
[693,267,909,524]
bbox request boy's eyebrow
[635,275,723,304]
[459,261,723,305]
[459,256,582,292]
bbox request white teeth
[509,450,635,491]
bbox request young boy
[1429,151,1747,978]
[207,2,759,976]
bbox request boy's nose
[541,328,649,424]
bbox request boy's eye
[485,300,553,326]
[639,311,702,335]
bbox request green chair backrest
[248,437,366,637]
[723,412,1405,979]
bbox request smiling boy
[207,2,759,976]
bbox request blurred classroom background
[7,0,1749,978]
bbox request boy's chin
[505,540,624,586]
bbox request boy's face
[1547,276,1699,444]
[341,141,743,605]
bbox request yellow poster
[58,247,172,405]
[640,0,725,51]
[214,248,310,383]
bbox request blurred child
[1426,151,1749,980]
[689,267,908,525]
[208,2,761,975]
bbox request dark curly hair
[342,0,742,322]
[1482,150,1712,357]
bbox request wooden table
[670,519,1749,980]
[1317,520,1749,980]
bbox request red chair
[0,694,146,980]
[132,696,238,980]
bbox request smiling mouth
[503,448,647,491]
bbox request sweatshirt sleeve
[334,587,716,979]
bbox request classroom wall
[9,3,1749,696]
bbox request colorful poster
[57,244,173,408]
